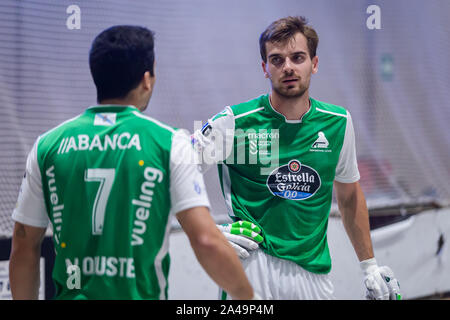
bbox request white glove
[217,220,263,259]
[361,258,402,300]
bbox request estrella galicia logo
[266,160,321,200]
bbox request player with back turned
[193,16,402,300]
[9,25,257,300]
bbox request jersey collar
[86,104,139,113]
[263,93,315,124]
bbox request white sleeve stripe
[221,164,236,219]
[132,111,177,134]
[39,114,83,139]
[155,214,173,300]
[316,107,348,118]
[234,107,264,119]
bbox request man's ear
[311,56,319,74]
[143,71,152,90]
[262,61,269,78]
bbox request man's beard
[272,79,309,99]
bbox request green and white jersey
[13,105,209,299]
[194,94,359,274]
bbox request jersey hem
[170,199,210,216]
[11,210,49,228]
[334,175,361,183]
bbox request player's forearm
[9,247,41,299]
[337,183,374,261]
[190,230,254,300]
[342,210,374,261]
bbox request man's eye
[292,55,304,63]
[271,57,282,65]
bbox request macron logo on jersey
[94,113,117,126]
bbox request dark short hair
[89,25,155,102]
[259,16,319,62]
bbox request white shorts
[221,249,335,300]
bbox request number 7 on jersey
[84,168,116,235]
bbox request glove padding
[217,220,263,259]
[361,258,402,300]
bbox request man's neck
[269,90,311,121]
[98,98,144,111]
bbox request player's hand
[361,258,402,300]
[217,220,263,259]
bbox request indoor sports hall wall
[0,0,449,299]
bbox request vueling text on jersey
[57,133,141,154]
[46,165,63,244]
[131,167,164,246]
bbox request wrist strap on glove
[360,257,378,275]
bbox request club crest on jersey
[266,160,321,200]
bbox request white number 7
[84,168,115,235]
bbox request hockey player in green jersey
[9,25,258,300]
[192,16,401,300]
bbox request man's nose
[282,58,294,74]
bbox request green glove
[217,220,264,259]
[227,220,263,243]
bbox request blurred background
[0,0,449,299]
